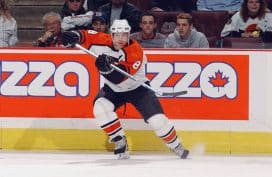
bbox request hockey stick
[75,44,187,97]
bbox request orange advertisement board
[0,49,249,120]
[119,53,249,120]
[0,50,99,118]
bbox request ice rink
[1,150,272,177]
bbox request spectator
[149,0,197,13]
[61,0,94,31]
[83,0,110,11]
[0,0,18,47]
[197,0,243,13]
[99,0,142,33]
[90,13,109,32]
[35,12,63,47]
[221,0,272,41]
[61,0,86,18]
[164,12,209,48]
[130,12,166,48]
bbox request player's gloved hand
[61,31,80,47]
[95,54,118,74]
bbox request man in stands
[164,12,209,48]
[61,0,94,31]
[36,12,63,47]
[61,0,86,18]
[130,12,166,48]
[99,0,142,32]
[90,13,109,33]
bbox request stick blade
[161,90,187,97]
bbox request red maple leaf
[209,70,229,91]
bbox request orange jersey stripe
[102,121,121,134]
[80,30,113,50]
[163,129,177,142]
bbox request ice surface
[0,151,271,177]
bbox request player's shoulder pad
[123,40,143,60]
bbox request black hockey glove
[95,54,118,74]
[62,31,80,47]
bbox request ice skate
[172,144,189,159]
[111,136,129,159]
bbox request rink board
[2,128,272,154]
[0,48,272,154]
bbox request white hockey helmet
[110,19,131,33]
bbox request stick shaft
[75,44,187,96]
[75,44,163,95]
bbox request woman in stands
[0,0,18,47]
[221,0,272,41]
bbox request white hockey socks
[147,114,181,150]
[93,97,125,140]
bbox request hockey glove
[61,31,80,47]
[95,54,118,74]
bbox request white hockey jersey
[221,12,272,37]
[80,30,148,92]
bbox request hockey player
[62,19,189,159]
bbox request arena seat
[191,10,229,47]
[207,36,218,48]
[222,37,264,49]
[150,11,179,35]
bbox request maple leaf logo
[209,70,229,92]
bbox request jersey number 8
[132,60,141,70]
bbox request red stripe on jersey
[80,30,113,49]
[102,121,121,134]
[163,129,177,143]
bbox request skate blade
[116,152,130,160]
[180,149,190,159]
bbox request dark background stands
[149,0,197,12]
[84,0,110,11]
[99,0,142,33]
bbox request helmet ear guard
[110,19,131,33]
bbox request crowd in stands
[1,0,272,48]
